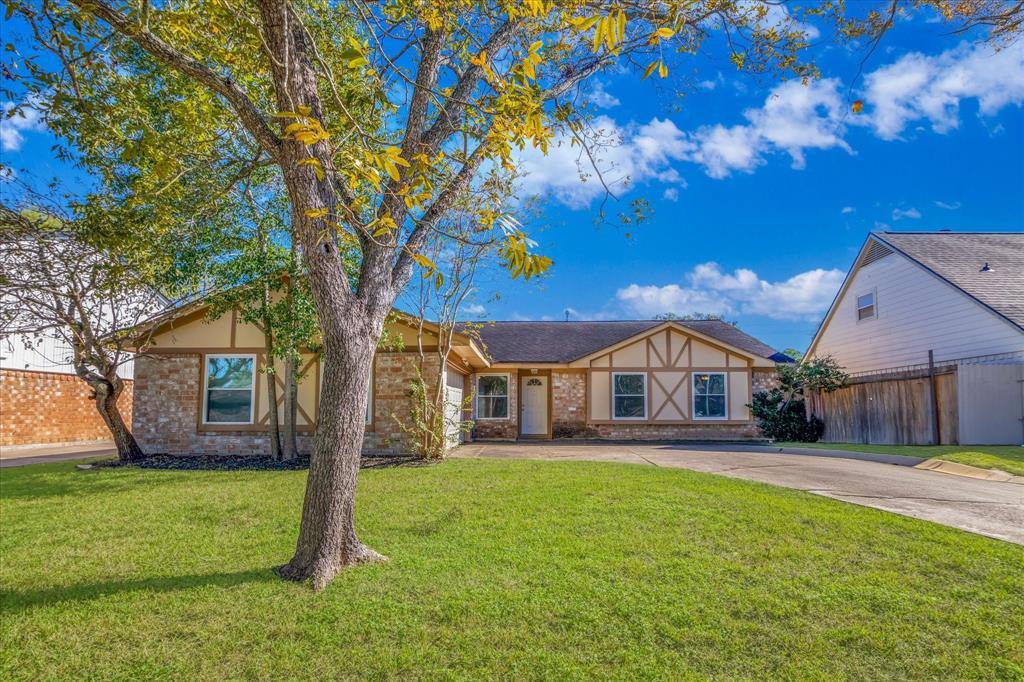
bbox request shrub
[750,389,825,442]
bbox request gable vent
[860,239,894,267]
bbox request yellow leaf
[571,15,600,32]
[852,99,864,114]
[655,27,675,39]
[298,158,325,181]
[642,61,658,80]
[659,62,668,79]
[617,11,626,43]
[304,208,328,219]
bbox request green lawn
[776,442,1024,476]
[2,458,1022,680]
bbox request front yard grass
[2,457,1022,680]
[776,442,1024,476]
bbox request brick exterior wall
[591,422,761,440]
[367,353,441,453]
[551,371,596,438]
[470,370,519,440]
[132,351,437,456]
[0,369,134,447]
[752,368,780,393]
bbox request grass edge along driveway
[776,442,1024,476]
[2,457,1022,680]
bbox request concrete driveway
[453,442,1024,545]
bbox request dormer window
[856,291,876,321]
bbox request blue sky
[481,16,1024,353]
[2,9,1022,354]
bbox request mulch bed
[91,454,430,471]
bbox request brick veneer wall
[368,353,441,453]
[551,371,595,438]
[470,369,519,440]
[132,351,436,456]
[0,369,133,447]
[752,368,780,393]
[592,422,761,440]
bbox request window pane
[614,395,645,418]
[206,389,252,422]
[694,396,709,418]
[707,374,725,394]
[614,374,645,395]
[706,395,726,418]
[857,293,874,308]
[858,305,875,320]
[478,396,508,419]
[694,374,710,395]
[207,357,254,389]
[478,375,507,397]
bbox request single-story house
[805,230,1024,445]
[129,306,792,455]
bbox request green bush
[750,389,824,442]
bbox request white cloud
[463,303,487,316]
[616,262,844,321]
[687,78,851,178]
[515,115,691,208]
[585,81,620,109]
[663,187,679,202]
[841,206,855,214]
[516,41,1024,207]
[745,0,821,40]
[892,207,921,220]
[1,100,45,152]
[863,40,1024,140]
[934,200,961,210]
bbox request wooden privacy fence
[806,366,958,445]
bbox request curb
[914,458,1023,484]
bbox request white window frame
[692,372,728,421]
[611,371,647,420]
[475,373,510,420]
[202,353,257,425]
[320,359,373,425]
[856,289,877,322]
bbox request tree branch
[72,0,283,159]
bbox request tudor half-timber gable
[570,322,771,425]
[806,232,1024,373]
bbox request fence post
[928,350,940,445]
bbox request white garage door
[444,371,465,445]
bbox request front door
[520,374,548,436]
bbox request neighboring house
[0,334,135,447]
[806,231,1024,445]
[127,306,791,456]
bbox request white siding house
[807,231,1024,445]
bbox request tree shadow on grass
[1,568,279,613]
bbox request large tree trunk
[93,377,144,463]
[258,0,391,588]
[277,318,384,589]
[282,355,299,460]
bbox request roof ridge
[874,230,1024,235]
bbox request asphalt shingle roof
[874,231,1024,329]
[467,320,791,364]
